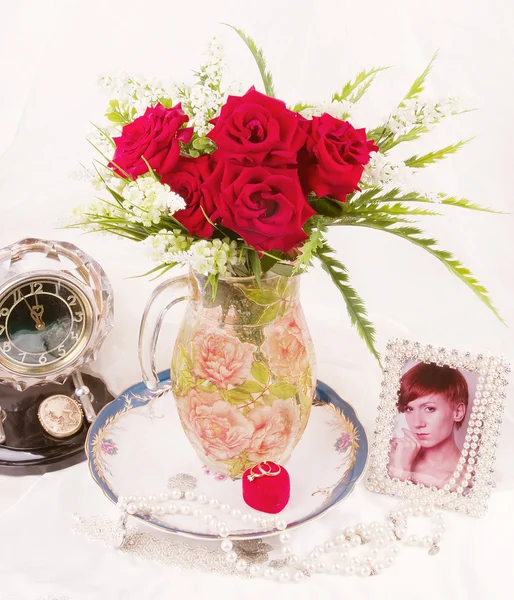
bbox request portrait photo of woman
[387,361,476,490]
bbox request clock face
[0,277,92,373]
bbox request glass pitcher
[139,270,316,479]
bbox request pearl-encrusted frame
[366,338,510,517]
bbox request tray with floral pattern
[86,371,368,539]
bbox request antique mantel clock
[0,238,114,472]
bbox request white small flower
[120,175,186,227]
[361,151,413,189]
[299,100,353,121]
[386,96,461,139]
[187,238,240,276]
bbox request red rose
[299,114,378,202]
[207,87,307,167]
[204,162,315,253]
[110,103,193,179]
[161,156,218,238]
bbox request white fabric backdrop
[1,1,513,598]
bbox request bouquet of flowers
[73,27,501,362]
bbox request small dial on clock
[0,278,90,371]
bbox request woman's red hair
[398,362,469,429]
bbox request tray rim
[85,371,369,540]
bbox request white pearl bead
[263,568,275,579]
[422,536,434,548]
[180,504,191,515]
[359,565,372,577]
[279,571,291,582]
[343,526,355,536]
[218,527,230,538]
[288,554,299,565]
[127,502,137,515]
[276,519,287,531]
[395,526,406,538]
[148,505,156,514]
[338,551,349,560]
[385,556,395,566]
[209,498,220,508]
[167,503,178,514]
[349,535,361,547]
[231,509,241,518]
[249,565,260,576]
[225,551,238,563]
[331,563,342,573]
[279,532,291,543]
[407,534,419,546]
[171,490,182,500]
[294,571,305,582]
[334,534,345,544]
[350,557,361,567]
[159,492,169,502]
[241,514,251,522]
[344,565,356,575]
[148,495,157,503]
[316,562,327,573]
[193,508,203,518]
[197,494,208,504]
[138,501,147,510]
[324,541,335,552]
[221,539,233,552]
[220,503,231,513]
[155,506,166,516]
[282,546,292,555]
[185,490,196,501]
[235,559,248,572]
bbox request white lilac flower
[299,99,353,121]
[99,72,172,120]
[187,238,240,276]
[361,151,413,188]
[386,97,461,139]
[145,229,194,265]
[177,38,226,136]
[121,175,186,227]
[72,199,125,232]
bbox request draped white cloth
[1,1,513,598]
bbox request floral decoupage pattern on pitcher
[172,273,315,478]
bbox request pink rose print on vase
[192,328,256,388]
[334,431,352,453]
[177,388,254,462]
[247,400,298,463]
[100,438,118,456]
[261,310,309,378]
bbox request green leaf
[206,273,219,300]
[260,394,275,406]
[315,243,381,365]
[308,196,345,218]
[224,389,253,405]
[343,219,505,324]
[404,51,438,101]
[236,380,265,394]
[257,302,282,325]
[269,381,298,399]
[251,362,269,385]
[236,286,280,306]
[270,262,295,276]
[200,381,218,392]
[224,24,276,97]
[404,139,473,169]
[332,67,389,104]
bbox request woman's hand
[388,429,421,481]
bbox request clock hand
[23,297,46,330]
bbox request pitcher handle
[138,274,191,390]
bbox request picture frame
[366,338,510,517]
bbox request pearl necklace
[116,484,446,583]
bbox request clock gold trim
[0,274,94,376]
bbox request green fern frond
[348,188,501,214]
[404,139,473,169]
[332,67,389,104]
[378,125,429,153]
[343,218,504,323]
[404,51,438,101]
[315,243,381,364]
[292,225,326,274]
[224,24,276,97]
